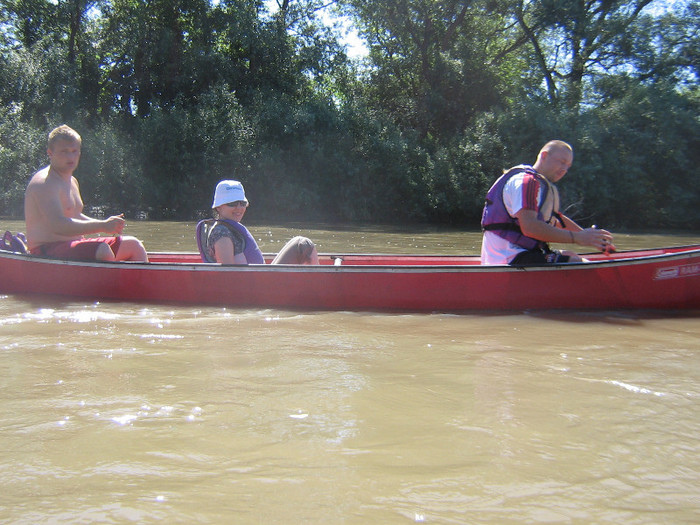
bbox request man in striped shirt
[480,140,614,265]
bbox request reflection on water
[1,223,699,523]
[131,222,700,255]
[4,218,699,254]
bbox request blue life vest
[195,219,265,264]
[481,165,562,250]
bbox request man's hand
[575,227,616,253]
[103,214,126,235]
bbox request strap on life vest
[483,211,565,232]
[196,220,217,262]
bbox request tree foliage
[0,0,698,230]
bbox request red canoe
[1,245,699,312]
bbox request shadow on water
[1,293,130,313]
[4,291,699,322]
[525,308,700,324]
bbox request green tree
[626,2,700,87]
[1,0,62,48]
[508,0,658,111]
[339,0,513,140]
[1,0,698,229]
[98,0,214,117]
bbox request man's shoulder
[504,164,532,174]
[25,169,50,200]
[506,165,539,178]
[27,166,50,185]
[503,170,529,189]
[506,166,544,187]
[27,167,74,187]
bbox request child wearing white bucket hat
[196,180,319,265]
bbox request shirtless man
[24,125,148,262]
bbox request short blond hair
[540,140,572,156]
[48,125,81,149]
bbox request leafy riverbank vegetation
[1,0,698,229]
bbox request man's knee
[95,242,116,261]
[272,236,318,264]
[116,236,148,262]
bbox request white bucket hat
[212,180,249,208]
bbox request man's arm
[516,209,613,251]
[28,180,125,237]
[556,213,583,233]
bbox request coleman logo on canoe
[655,264,700,280]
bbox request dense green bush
[1,0,697,231]
[0,105,46,217]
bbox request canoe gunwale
[1,244,699,274]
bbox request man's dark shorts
[30,237,122,261]
[510,248,571,266]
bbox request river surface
[1,221,699,524]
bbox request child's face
[48,138,81,174]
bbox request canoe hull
[1,247,699,312]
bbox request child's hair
[48,125,82,148]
